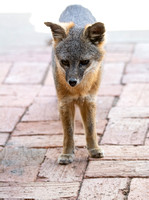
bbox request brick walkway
[0,43,149,199]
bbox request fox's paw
[88,148,104,158]
[58,154,74,165]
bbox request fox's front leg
[58,100,75,164]
[79,96,104,158]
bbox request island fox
[45,5,105,164]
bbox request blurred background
[0,0,149,51]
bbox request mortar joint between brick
[76,156,89,200]
[2,62,14,84]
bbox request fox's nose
[68,78,77,87]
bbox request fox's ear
[44,22,66,43]
[84,22,105,45]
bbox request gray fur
[50,5,105,86]
[59,5,96,27]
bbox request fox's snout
[68,78,78,87]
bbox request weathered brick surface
[145,133,149,145]
[0,63,11,83]
[0,47,51,62]
[85,160,149,178]
[8,134,98,148]
[0,85,41,97]
[38,148,88,182]
[13,120,106,136]
[0,96,35,107]
[13,121,63,136]
[89,145,149,160]
[123,63,149,83]
[0,107,25,132]
[101,119,149,145]
[106,43,134,53]
[105,53,131,62]
[98,84,123,96]
[78,178,129,200]
[125,63,149,73]
[5,62,48,84]
[0,133,9,146]
[123,74,149,84]
[109,107,149,119]
[0,146,46,182]
[118,84,149,107]
[102,63,125,84]
[131,43,149,63]
[69,97,114,121]
[22,97,59,121]
[44,68,55,86]
[0,85,41,107]
[0,182,80,199]
[128,178,149,200]
[38,85,56,96]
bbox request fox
[44,5,106,164]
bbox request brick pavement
[0,43,149,199]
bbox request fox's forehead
[55,28,100,61]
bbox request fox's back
[59,5,96,27]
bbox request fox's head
[45,22,105,87]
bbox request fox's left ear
[44,22,74,43]
[84,22,105,45]
[44,22,66,43]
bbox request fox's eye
[61,60,69,66]
[80,60,90,66]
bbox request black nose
[69,79,77,87]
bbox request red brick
[118,84,149,107]
[128,178,149,200]
[106,43,134,53]
[44,68,55,86]
[109,107,149,119]
[78,178,129,200]
[131,43,149,63]
[89,145,149,161]
[98,84,123,96]
[75,120,107,135]
[0,107,25,132]
[0,133,9,146]
[85,160,149,178]
[125,63,149,74]
[102,63,125,84]
[145,133,149,145]
[105,53,131,62]
[145,139,149,145]
[75,96,114,121]
[38,85,56,96]
[0,146,46,182]
[0,96,35,107]
[0,85,41,97]
[13,120,106,136]
[13,121,63,136]
[38,148,88,182]
[0,47,52,62]
[101,119,148,145]
[0,182,80,199]
[0,63,11,83]
[96,97,114,120]
[5,62,48,84]
[8,134,99,148]
[123,74,149,84]
[22,97,59,121]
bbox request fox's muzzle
[68,78,78,87]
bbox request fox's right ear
[44,22,66,43]
[84,22,105,45]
